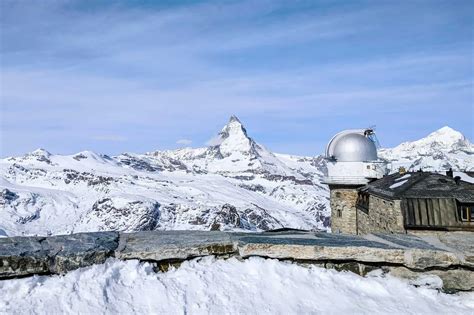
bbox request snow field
[0,257,472,315]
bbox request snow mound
[0,257,472,314]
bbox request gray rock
[0,236,50,278]
[0,232,118,278]
[116,230,236,261]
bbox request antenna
[365,125,381,148]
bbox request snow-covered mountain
[1,119,472,237]
[0,116,329,237]
[379,126,474,172]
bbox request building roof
[359,171,474,202]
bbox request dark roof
[359,171,474,202]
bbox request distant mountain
[379,126,474,172]
[1,119,472,237]
[0,116,329,237]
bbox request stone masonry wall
[1,230,473,292]
[357,196,405,235]
[330,187,359,234]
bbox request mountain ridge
[1,117,472,237]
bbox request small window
[458,205,473,222]
[366,165,371,170]
[337,210,342,217]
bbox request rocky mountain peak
[228,115,242,124]
[209,116,257,157]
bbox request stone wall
[2,230,473,292]
[329,186,360,234]
[0,231,474,292]
[357,196,405,235]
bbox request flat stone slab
[234,232,465,270]
[117,230,236,261]
[0,232,118,278]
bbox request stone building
[323,129,474,235]
[322,128,388,234]
[355,170,474,234]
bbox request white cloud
[176,139,192,146]
[1,0,472,156]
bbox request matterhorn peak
[205,116,260,158]
[229,115,242,124]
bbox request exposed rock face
[1,231,472,292]
[209,204,283,231]
[79,197,161,232]
[0,189,19,206]
[210,204,242,231]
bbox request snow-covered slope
[1,119,472,237]
[379,126,474,172]
[0,117,329,236]
[1,257,472,314]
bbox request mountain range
[1,117,472,237]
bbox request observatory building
[323,129,388,234]
[323,129,474,235]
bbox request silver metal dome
[326,129,378,162]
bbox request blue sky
[1,0,473,157]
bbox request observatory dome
[326,130,378,162]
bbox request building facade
[355,171,474,234]
[324,129,474,235]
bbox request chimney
[398,167,406,175]
[454,176,461,185]
[446,168,453,178]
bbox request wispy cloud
[176,139,192,146]
[0,0,472,156]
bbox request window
[367,165,371,170]
[337,210,342,217]
[356,192,369,213]
[457,204,474,222]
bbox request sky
[0,0,473,157]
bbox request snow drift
[0,257,472,314]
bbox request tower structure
[323,129,387,234]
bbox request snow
[0,257,472,314]
[389,179,408,189]
[395,174,411,181]
[379,126,474,172]
[0,116,332,236]
[454,172,474,184]
[1,119,472,237]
